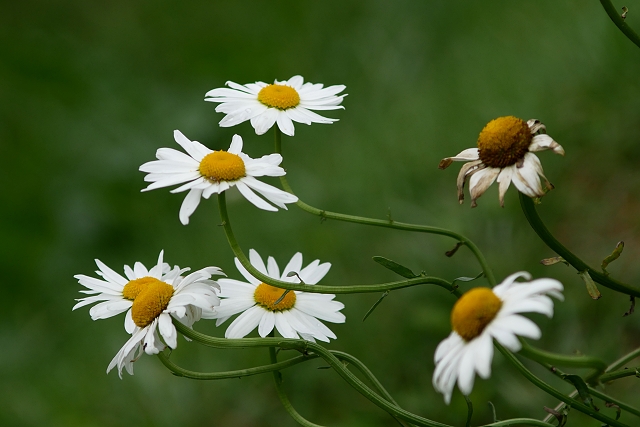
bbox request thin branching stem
[519,194,640,297]
[518,339,607,384]
[218,192,459,296]
[273,128,497,287]
[172,320,453,427]
[599,0,640,48]
[541,362,640,422]
[608,347,640,372]
[496,343,628,427]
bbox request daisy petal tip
[438,158,453,170]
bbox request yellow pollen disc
[199,151,246,182]
[122,276,158,301]
[477,116,532,168]
[257,84,301,110]
[130,279,175,328]
[253,283,297,312]
[451,287,502,341]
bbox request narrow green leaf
[563,374,599,411]
[602,241,624,275]
[487,402,499,423]
[540,256,568,266]
[464,396,473,427]
[362,291,390,322]
[372,256,417,279]
[578,270,601,300]
[451,271,484,287]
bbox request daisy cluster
[75,75,348,376]
[74,73,570,413]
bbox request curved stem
[599,0,640,48]
[273,129,496,287]
[156,350,315,380]
[218,192,460,296]
[330,351,402,408]
[608,347,640,372]
[519,194,640,297]
[518,339,607,384]
[496,342,628,427]
[268,332,326,427]
[173,321,452,427]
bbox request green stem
[330,351,410,427]
[218,192,459,296]
[173,321,451,427]
[589,387,640,418]
[608,347,640,372]
[599,0,640,48]
[156,350,315,380]
[331,351,401,408]
[519,194,640,297]
[542,363,640,422]
[600,367,640,383]
[496,343,628,427]
[273,128,496,287]
[268,332,326,427]
[482,420,552,427]
[518,339,607,384]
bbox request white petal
[469,167,500,205]
[274,312,298,339]
[299,261,331,285]
[179,188,203,225]
[276,112,295,136]
[225,306,264,338]
[158,313,177,349]
[250,108,279,135]
[258,311,276,337]
[228,135,243,154]
[235,181,278,211]
[282,253,303,278]
[249,249,268,276]
[267,256,280,279]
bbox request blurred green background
[2,1,640,426]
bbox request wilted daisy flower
[140,130,298,225]
[433,272,563,404]
[204,75,346,136]
[74,251,224,377]
[209,249,345,342]
[439,116,564,207]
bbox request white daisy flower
[73,251,224,377]
[438,116,565,207]
[209,249,346,342]
[204,75,346,136]
[139,130,298,225]
[433,272,564,404]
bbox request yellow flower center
[199,151,246,182]
[253,283,297,312]
[122,276,158,300]
[451,287,502,341]
[130,279,175,328]
[477,116,532,168]
[257,84,301,110]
